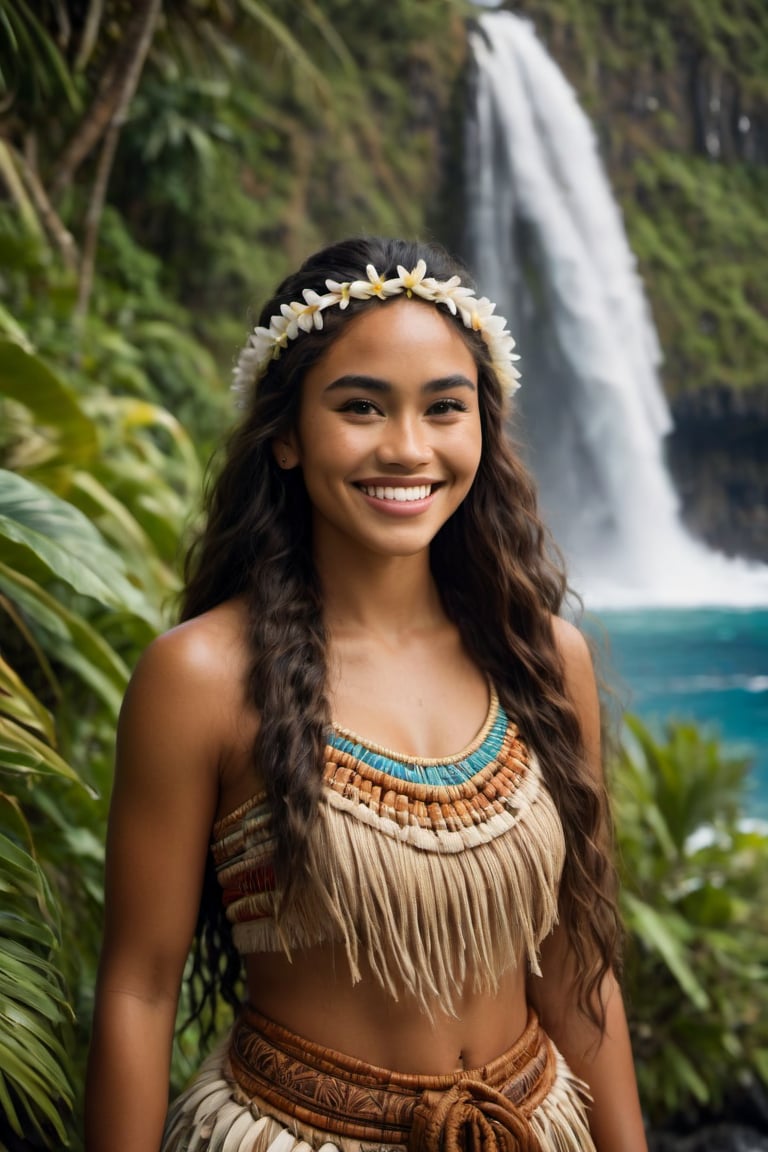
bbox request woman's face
[281,297,482,561]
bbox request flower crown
[232,260,521,399]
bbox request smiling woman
[279,298,482,558]
[85,237,648,1152]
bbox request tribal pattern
[161,1007,596,1152]
[212,690,566,1013]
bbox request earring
[281,456,288,466]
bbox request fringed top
[212,688,566,1015]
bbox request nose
[376,414,433,470]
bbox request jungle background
[1,1,767,1148]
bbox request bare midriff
[244,943,530,1074]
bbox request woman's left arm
[528,618,648,1152]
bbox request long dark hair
[180,236,621,1037]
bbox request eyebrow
[323,373,477,395]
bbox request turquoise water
[588,608,768,817]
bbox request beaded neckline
[331,684,499,766]
[328,686,507,786]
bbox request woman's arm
[85,622,228,1152]
[528,619,648,1152]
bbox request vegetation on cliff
[510,0,768,398]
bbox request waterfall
[465,12,768,607]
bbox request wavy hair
[180,236,621,1038]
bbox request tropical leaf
[622,891,710,1010]
[0,468,156,622]
[0,717,81,782]
[0,1029,71,1142]
[0,792,74,1142]
[0,652,54,740]
[0,302,33,350]
[99,392,201,480]
[0,561,135,717]
[0,339,99,466]
[237,0,332,101]
[616,716,768,1119]
[0,0,80,109]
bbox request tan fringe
[236,750,564,1017]
[529,1050,595,1152]
[161,1035,594,1152]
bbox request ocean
[587,608,768,818]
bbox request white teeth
[361,484,432,502]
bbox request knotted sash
[229,1005,556,1152]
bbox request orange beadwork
[209,689,566,1015]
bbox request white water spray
[466,12,768,608]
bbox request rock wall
[667,389,768,562]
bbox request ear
[272,433,300,470]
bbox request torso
[244,947,529,1073]
[204,597,533,1074]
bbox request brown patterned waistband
[229,1005,556,1152]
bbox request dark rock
[649,1125,768,1152]
[665,386,768,563]
[648,1080,768,1152]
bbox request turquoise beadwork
[327,703,509,788]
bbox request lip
[353,480,442,517]
[355,478,442,487]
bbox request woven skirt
[161,1004,596,1152]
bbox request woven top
[211,690,565,1010]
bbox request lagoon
[589,608,768,818]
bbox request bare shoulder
[551,614,592,670]
[120,597,254,772]
[551,615,597,694]
[131,599,249,686]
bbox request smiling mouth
[357,483,436,502]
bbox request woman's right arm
[85,624,226,1152]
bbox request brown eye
[428,398,469,416]
[339,399,381,416]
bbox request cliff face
[484,1,768,561]
[667,389,768,562]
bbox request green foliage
[513,0,768,101]
[626,155,768,393]
[113,0,468,357]
[0,0,81,110]
[615,716,768,1120]
[0,791,76,1145]
[0,250,203,1142]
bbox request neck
[313,534,446,640]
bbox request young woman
[85,236,648,1152]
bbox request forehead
[304,297,479,387]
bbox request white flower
[396,260,431,299]
[325,279,352,309]
[429,276,474,315]
[269,311,299,348]
[286,288,329,333]
[349,264,402,299]
[231,347,260,395]
[249,325,279,358]
[458,295,496,332]
[232,262,523,402]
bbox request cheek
[453,422,483,480]
[297,423,368,497]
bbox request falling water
[465,12,768,608]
